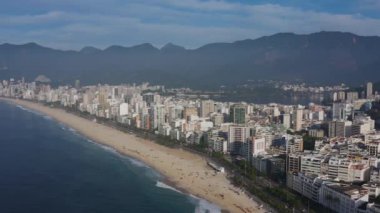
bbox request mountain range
[1,31,380,89]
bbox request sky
[1,0,380,50]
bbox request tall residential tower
[367,82,373,99]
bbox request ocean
[0,101,220,213]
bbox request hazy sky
[1,0,380,49]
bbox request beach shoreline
[1,97,265,213]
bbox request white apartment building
[209,137,228,154]
[328,157,370,182]
[287,172,324,202]
[301,154,324,176]
[319,182,369,213]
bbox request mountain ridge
[1,31,380,88]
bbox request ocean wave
[126,157,149,168]
[15,105,26,110]
[43,115,52,120]
[156,181,221,213]
[92,143,161,178]
[60,124,84,139]
[82,137,146,167]
[15,105,55,123]
[155,181,183,194]
[190,195,221,213]
[16,105,42,116]
[99,144,119,155]
[84,138,120,156]
[65,127,81,137]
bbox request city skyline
[2,76,380,212]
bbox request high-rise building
[287,136,304,153]
[200,100,215,117]
[293,108,303,131]
[282,114,291,129]
[183,106,198,121]
[301,155,323,176]
[337,91,346,101]
[332,102,349,120]
[346,92,359,102]
[230,104,246,124]
[319,182,369,213]
[287,154,301,172]
[329,121,344,138]
[156,105,166,129]
[308,129,324,138]
[74,80,80,89]
[211,113,224,127]
[273,106,280,117]
[149,104,166,129]
[98,91,108,111]
[367,82,373,99]
[352,115,375,135]
[167,105,183,123]
[242,137,266,162]
[143,93,155,105]
[119,103,129,116]
[112,87,119,99]
[228,125,250,154]
[329,120,352,138]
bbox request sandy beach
[2,98,265,213]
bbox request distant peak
[21,42,48,50]
[105,45,124,49]
[313,31,355,35]
[161,43,186,51]
[272,32,296,37]
[80,46,101,54]
[0,43,12,47]
[104,43,158,53]
[131,43,158,51]
[104,45,128,52]
[233,39,254,45]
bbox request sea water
[0,101,220,213]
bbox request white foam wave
[83,138,120,155]
[43,115,52,120]
[16,105,42,116]
[16,105,26,110]
[156,181,183,194]
[99,144,118,154]
[15,105,55,123]
[58,123,81,137]
[65,127,81,136]
[85,141,160,178]
[128,158,150,169]
[190,195,221,213]
[156,181,221,213]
